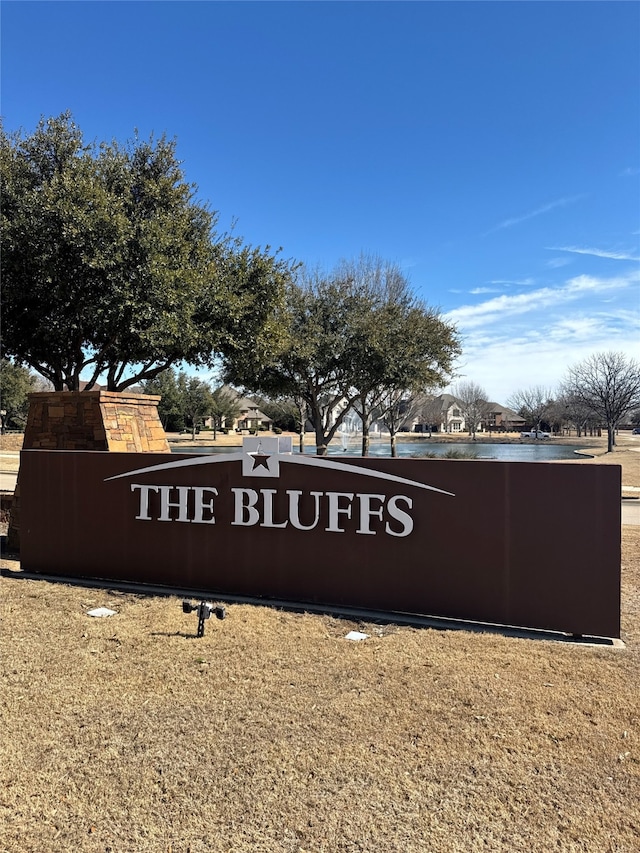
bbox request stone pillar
[8,391,170,551]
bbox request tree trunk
[390,432,398,458]
[296,399,307,455]
[312,421,326,455]
[361,423,370,457]
[359,400,370,457]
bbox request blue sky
[2,1,639,404]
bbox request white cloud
[489,278,535,286]
[445,272,639,330]
[546,315,608,340]
[548,245,640,262]
[400,257,420,270]
[546,257,572,269]
[485,195,585,234]
[445,271,640,402]
[451,329,640,404]
[447,289,559,328]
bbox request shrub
[444,448,478,459]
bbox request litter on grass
[87,607,117,618]
[345,631,369,641]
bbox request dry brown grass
[1,432,639,852]
[0,434,24,452]
[1,544,639,852]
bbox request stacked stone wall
[23,391,170,452]
[8,391,170,550]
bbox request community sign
[19,437,621,638]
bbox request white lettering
[158,485,191,522]
[131,483,159,521]
[356,493,385,535]
[260,489,288,528]
[130,483,415,537]
[385,495,414,537]
[192,487,218,524]
[325,492,354,533]
[231,488,260,526]
[288,490,323,531]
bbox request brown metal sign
[19,438,621,637]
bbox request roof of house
[485,403,525,420]
[433,393,459,409]
[216,385,272,422]
[427,395,524,421]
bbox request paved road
[622,499,640,526]
[0,473,17,492]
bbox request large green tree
[1,113,292,391]
[210,386,242,438]
[140,367,185,432]
[177,373,214,440]
[341,256,460,456]
[0,358,38,431]
[225,259,460,456]
[225,268,364,455]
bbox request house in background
[234,397,273,431]
[213,386,273,432]
[409,394,525,434]
[409,393,465,433]
[481,403,525,433]
[438,393,465,433]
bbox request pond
[172,439,590,462]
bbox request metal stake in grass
[182,600,226,637]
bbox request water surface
[172,440,588,462]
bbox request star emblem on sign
[251,452,271,471]
[241,436,290,477]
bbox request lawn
[1,434,638,852]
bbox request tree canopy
[225,257,460,455]
[210,386,242,438]
[341,256,460,455]
[139,367,186,432]
[1,113,293,391]
[141,368,216,438]
[224,268,352,454]
[177,374,214,440]
[0,358,38,431]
